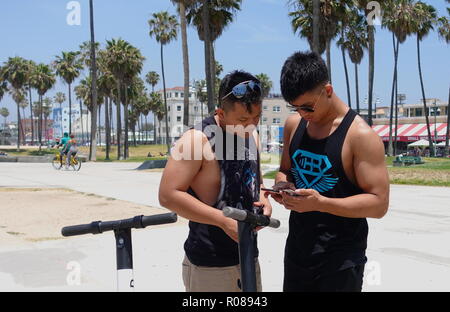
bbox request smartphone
[281,189,300,197]
[261,187,280,193]
[262,188,300,197]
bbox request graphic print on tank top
[290,149,339,193]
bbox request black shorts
[283,258,365,292]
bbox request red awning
[372,123,448,142]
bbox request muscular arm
[158,129,237,240]
[317,125,389,219]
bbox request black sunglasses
[287,88,325,113]
[222,80,261,100]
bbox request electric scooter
[221,203,280,292]
[61,212,177,291]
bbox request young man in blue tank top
[159,71,272,292]
[270,51,389,292]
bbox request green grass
[78,144,168,162]
[263,157,450,187]
[1,148,57,156]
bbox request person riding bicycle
[65,134,78,168]
[58,132,70,165]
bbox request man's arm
[275,114,300,185]
[158,129,238,241]
[282,122,389,219]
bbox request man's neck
[313,95,349,127]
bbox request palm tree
[18,98,28,142]
[53,51,83,135]
[149,92,165,146]
[348,13,367,115]
[1,56,29,149]
[337,9,367,113]
[195,80,207,120]
[88,0,99,161]
[172,0,194,127]
[383,0,417,156]
[24,60,37,145]
[54,92,66,137]
[0,78,8,127]
[42,97,53,143]
[97,68,116,160]
[356,0,379,126]
[146,71,160,93]
[29,63,56,151]
[149,11,179,154]
[145,71,160,143]
[289,0,344,82]
[0,107,9,130]
[255,73,273,99]
[104,38,145,159]
[437,14,449,155]
[413,1,437,156]
[186,0,242,112]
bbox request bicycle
[52,152,82,171]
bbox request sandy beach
[0,188,170,244]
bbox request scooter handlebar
[222,206,280,228]
[61,212,177,237]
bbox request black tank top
[286,109,368,277]
[184,115,261,267]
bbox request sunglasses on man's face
[222,80,261,100]
[287,88,325,113]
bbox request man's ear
[216,107,225,120]
[325,84,333,98]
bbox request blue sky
[1,0,449,121]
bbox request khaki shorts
[182,255,262,292]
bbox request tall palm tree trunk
[417,35,434,156]
[123,87,129,159]
[16,101,21,150]
[180,2,190,127]
[394,78,399,156]
[312,0,320,53]
[367,25,375,127]
[388,35,399,156]
[89,0,98,161]
[105,96,110,160]
[68,83,72,134]
[79,100,84,145]
[28,87,34,145]
[341,45,351,109]
[202,0,214,114]
[116,82,122,160]
[355,63,360,114]
[210,42,216,109]
[326,40,332,83]
[161,44,171,154]
[98,104,102,147]
[38,95,43,152]
[445,86,449,157]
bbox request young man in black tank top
[159,71,272,292]
[270,51,389,292]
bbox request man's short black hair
[218,70,262,113]
[280,51,329,103]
